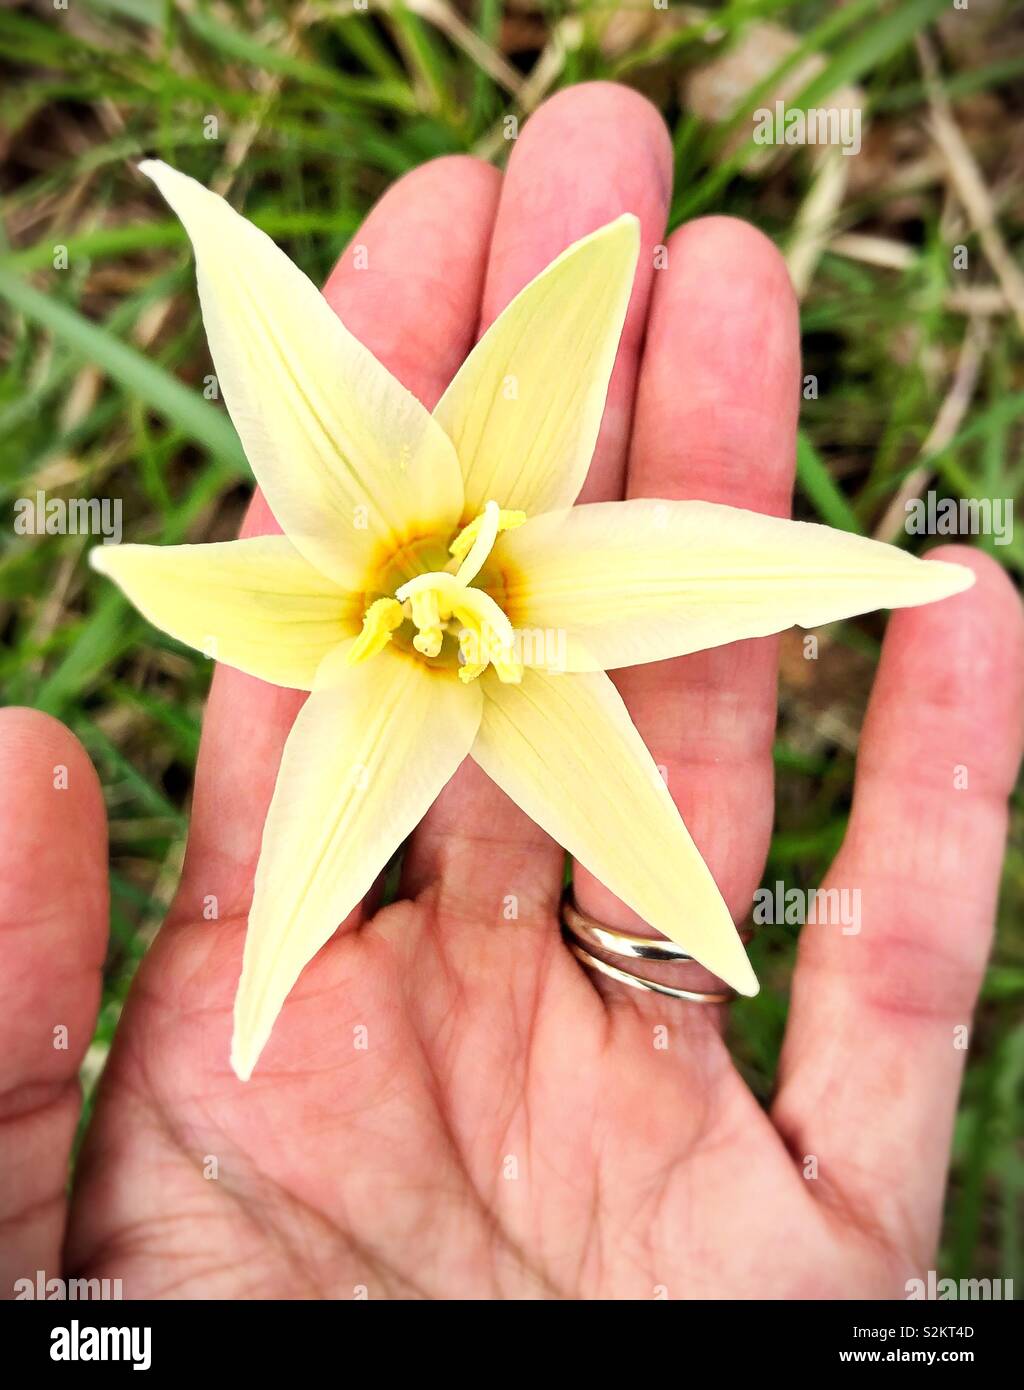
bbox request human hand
[3,83,1022,1300]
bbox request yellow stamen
[347,596,404,665]
[449,505,527,567]
[354,501,526,683]
[491,647,524,685]
[410,589,444,657]
[456,628,488,684]
[454,500,500,586]
[452,611,523,686]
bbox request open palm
[3,83,1022,1301]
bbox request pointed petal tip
[932,558,977,597]
[137,157,170,184]
[229,1032,257,1083]
[137,160,201,207]
[608,210,640,232]
[602,211,641,249]
[902,554,978,608]
[88,543,113,574]
[717,941,759,998]
[231,986,270,1083]
[572,211,640,260]
[733,963,760,999]
[136,159,188,208]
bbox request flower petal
[90,536,360,689]
[232,648,482,1079]
[141,161,464,588]
[496,499,976,671]
[470,667,757,995]
[433,215,640,520]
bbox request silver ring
[561,897,696,962]
[560,894,735,1005]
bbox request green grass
[2,0,1022,1284]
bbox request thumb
[0,708,108,1297]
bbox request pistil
[348,501,526,683]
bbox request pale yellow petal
[433,215,640,520]
[141,161,464,588]
[471,668,757,995]
[496,499,976,671]
[232,648,481,1080]
[90,536,360,689]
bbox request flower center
[348,501,526,684]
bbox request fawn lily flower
[91,162,974,1080]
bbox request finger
[481,80,672,503]
[167,155,502,928]
[573,216,800,996]
[0,709,108,1293]
[773,549,1024,1260]
[404,81,673,920]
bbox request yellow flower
[91,162,974,1080]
